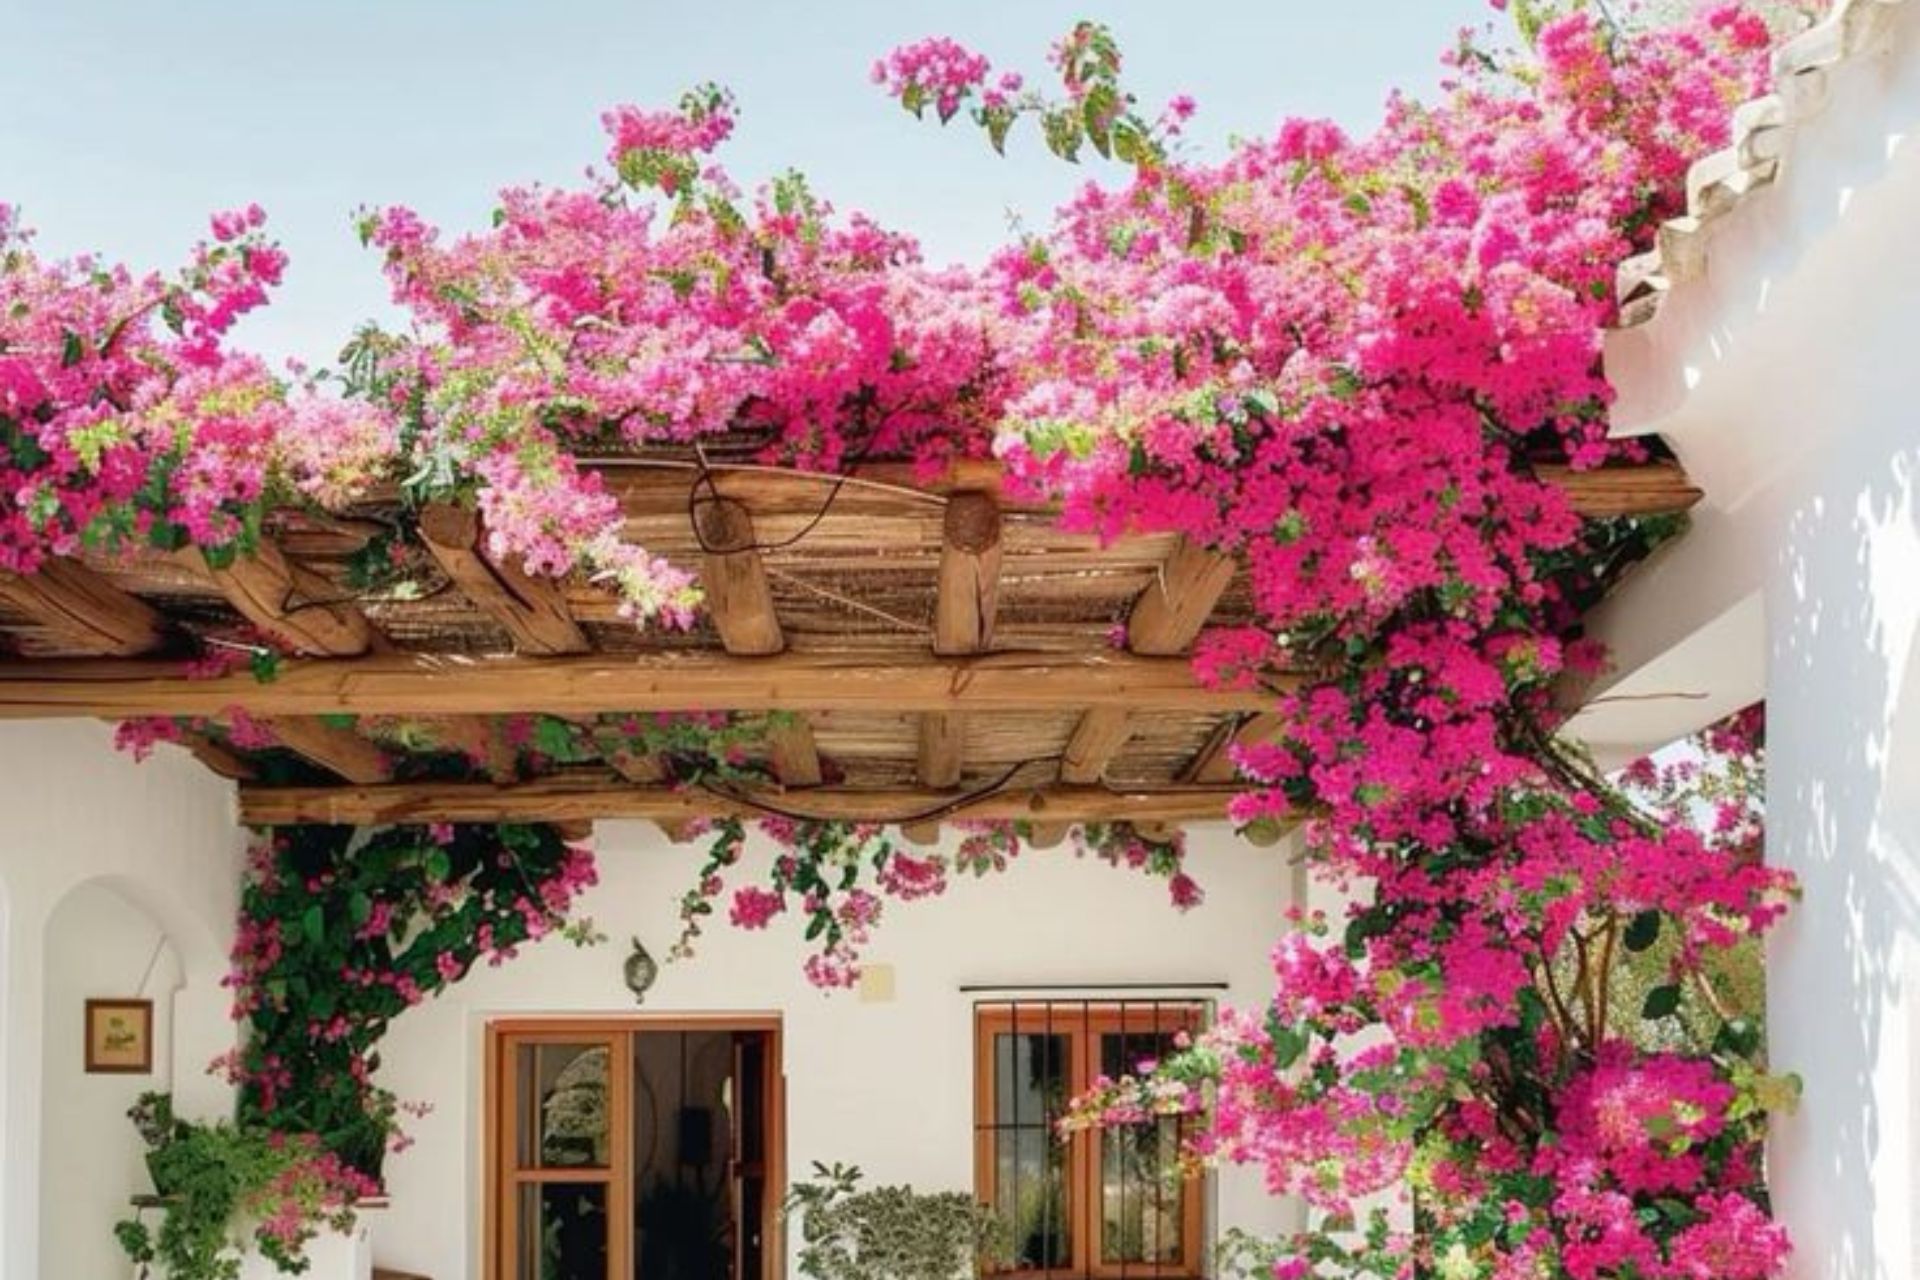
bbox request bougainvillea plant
[2,0,1820,1275]
[116,1090,374,1280]
[220,823,599,1177]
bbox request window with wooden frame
[973,1001,1207,1279]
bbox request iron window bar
[973,996,1211,1279]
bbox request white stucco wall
[0,720,246,1280]
[373,821,1302,1279]
[1572,4,1920,1275]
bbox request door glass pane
[1098,1029,1186,1266]
[990,1031,1072,1269]
[517,1182,609,1280]
[517,1043,611,1168]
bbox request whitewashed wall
[1574,4,1920,1275]
[0,720,246,1280]
[374,821,1302,1279]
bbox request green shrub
[784,1161,1010,1280]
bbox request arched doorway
[38,880,183,1280]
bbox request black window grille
[973,998,1209,1279]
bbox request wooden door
[489,1017,784,1280]
[493,1029,633,1280]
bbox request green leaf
[61,329,85,367]
[1641,984,1681,1021]
[1713,1016,1762,1058]
[1272,1023,1310,1070]
[1623,910,1661,953]
[301,905,326,946]
[348,892,373,928]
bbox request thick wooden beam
[1183,711,1290,785]
[766,715,824,787]
[694,496,784,656]
[919,713,965,789]
[261,716,388,785]
[418,504,588,656]
[0,561,167,656]
[1060,707,1137,786]
[239,778,1244,827]
[199,542,374,656]
[1536,460,1703,518]
[0,651,1282,720]
[933,491,1003,655]
[1127,537,1236,655]
[603,457,1702,521]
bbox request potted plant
[116,1092,374,1280]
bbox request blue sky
[1,1,1490,366]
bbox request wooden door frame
[484,1013,787,1280]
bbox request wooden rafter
[261,716,389,785]
[921,489,1004,789]
[1127,536,1237,655]
[418,504,588,655]
[1024,822,1071,849]
[176,730,258,782]
[933,491,1003,655]
[766,715,824,787]
[918,713,965,789]
[0,649,1281,720]
[1183,711,1290,785]
[1060,707,1137,786]
[0,561,167,656]
[694,494,784,656]
[238,777,1243,826]
[198,541,375,657]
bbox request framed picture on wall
[84,998,153,1074]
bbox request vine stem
[1689,964,1737,1024]
[1572,928,1600,1047]
[1593,914,1619,1043]
[1533,953,1585,1052]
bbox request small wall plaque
[85,998,153,1074]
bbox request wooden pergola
[0,457,1700,834]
